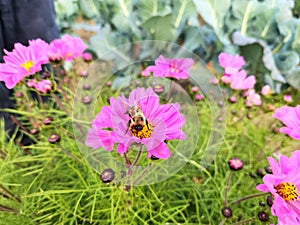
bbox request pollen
[131,123,154,139]
[21,60,34,72]
[275,182,299,201]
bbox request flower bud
[258,211,269,221]
[101,168,115,183]
[221,207,232,217]
[82,96,92,104]
[48,134,60,143]
[228,158,243,171]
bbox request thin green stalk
[224,172,233,206]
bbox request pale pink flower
[191,86,199,93]
[26,79,38,88]
[0,39,49,89]
[141,55,194,80]
[218,52,246,76]
[273,105,300,140]
[35,80,52,93]
[209,77,219,85]
[283,94,293,103]
[221,75,231,84]
[49,34,87,61]
[230,70,256,90]
[82,52,92,61]
[245,89,262,107]
[195,94,204,101]
[256,150,300,223]
[261,85,273,96]
[85,87,186,159]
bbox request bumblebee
[125,104,153,138]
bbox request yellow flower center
[21,60,34,72]
[171,66,179,73]
[275,182,299,201]
[130,122,154,139]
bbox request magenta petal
[256,184,269,192]
[267,156,281,175]
[147,141,171,159]
[142,55,194,79]
[85,122,115,151]
[117,143,128,154]
[93,106,113,129]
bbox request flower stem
[133,163,153,186]
[131,144,143,168]
[123,153,131,166]
[224,172,233,206]
[230,192,268,206]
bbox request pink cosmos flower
[34,80,52,93]
[195,94,204,101]
[26,79,52,93]
[283,94,292,103]
[230,70,256,90]
[0,39,49,89]
[221,75,231,84]
[141,55,194,80]
[191,86,199,93]
[273,105,300,140]
[261,85,273,96]
[26,79,38,88]
[218,52,246,76]
[244,89,262,107]
[256,150,300,222]
[49,34,87,61]
[209,77,219,85]
[85,87,186,159]
[82,52,92,61]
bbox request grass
[0,61,299,224]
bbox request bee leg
[125,120,131,134]
[146,119,150,130]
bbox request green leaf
[193,0,231,45]
[78,0,100,19]
[111,0,134,32]
[172,0,197,36]
[137,0,172,23]
[111,76,132,90]
[89,25,131,63]
[292,24,300,54]
[275,51,299,71]
[285,66,300,89]
[143,14,176,41]
[232,31,286,83]
[182,26,205,51]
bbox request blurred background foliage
[54,0,300,92]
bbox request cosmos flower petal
[218,52,246,70]
[117,143,128,154]
[85,129,114,151]
[93,106,113,129]
[230,70,256,90]
[256,184,269,192]
[268,156,281,175]
[273,105,300,140]
[147,141,171,159]
[141,55,194,80]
